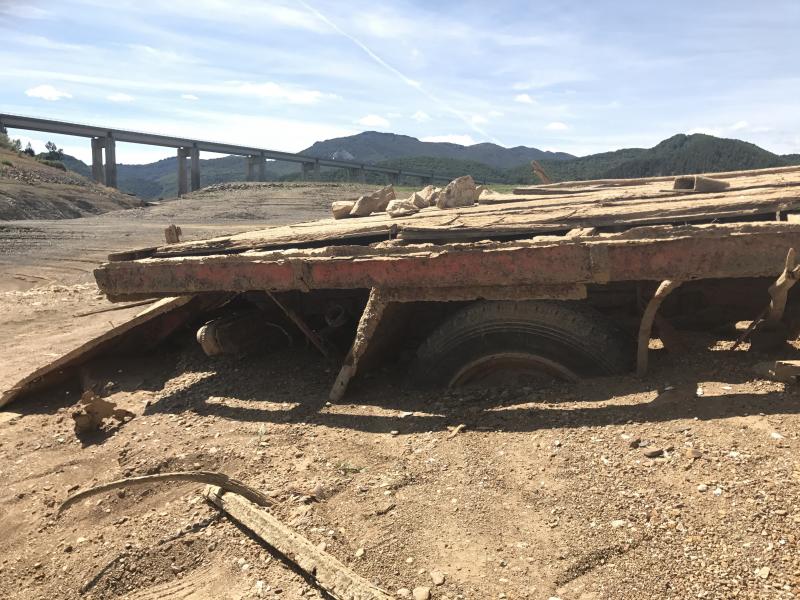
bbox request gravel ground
[0,183,798,599]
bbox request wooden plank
[1,295,228,407]
[94,223,800,301]
[106,167,800,260]
[204,486,394,600]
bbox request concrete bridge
[1,113,490,196]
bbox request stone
[355,548,365,558]
[386,198,420,218]
[417,185,436,202]
[410,191,429,209]
[396,589,411,598]
[643,448,664,458]
[697,483,708,493]
[436,175,478,209]
[412,587,431,600]
[757,566,770,579]
[331,201,355,219]
[430,570,445,585]
[610,519,628,529]
[350,185,396,217]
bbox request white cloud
[224,81,333,104]
[421,134,477,146]
[411,110,431,122]
[107,92,134,103]
[357,114,390,128]
[25,84,72,101]
[730,120,749,131]
[488,110,504,118]
[514,93,535,104]
[181,94,199,101]
[471,115,488,125]
[0,5,51,19]
[545,121,569,131]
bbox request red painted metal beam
[94,224,800,301]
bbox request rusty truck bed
[95,165,800,300]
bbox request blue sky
[2,0,800,164]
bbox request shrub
[38,158,67,171]
[1,160,12,167]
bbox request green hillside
[58,132,800,199]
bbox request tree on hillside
[24,142,35,157]
[45,141,63,160]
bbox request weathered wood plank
[204,486,394,600]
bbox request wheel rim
[448,352,580,387]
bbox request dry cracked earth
[0,183,798,600]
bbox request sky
[2,0,800,164]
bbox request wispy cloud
[545,121,569,131]
[411,110,431,123]
[107,92,134,103]
[181,94,199,101]
[25,84,72,101]
[358,114,390,128]
[514,93,535,104]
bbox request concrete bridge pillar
[388,172,399,186]
[190,146,200,191]
[177,147,189,196]
[258,154,266,182]
[421,175,433,186]
[103,134,117,188]
[90,137,105,184]
[246,155,265,182]
[301,162,315,180]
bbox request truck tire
[410,300,631,387]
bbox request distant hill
[526,134,799,183]
[305,131,574,169]
[58,132,800,198]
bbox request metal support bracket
[637,279,681,377]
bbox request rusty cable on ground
[58,471,273,515]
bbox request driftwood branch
[204,486,393,600]
[58,471,273,515]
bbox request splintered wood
[203,486,393,600]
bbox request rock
[436,175,477,209]
[475,184,487,197]
[610,519,628,529]
[412,587,431,600]
[643,448,664,458]
[331,201,355,219]
[770,431,785,440]
[410,191,429,209]
[757,566,770,579]
[417,185,436,202]
[386,198,420,218]
[354,548,365,558]
[396,589,411,598]
[628,437,642,449]
[430,570,445,585]
[697,483,708,493]
[350,185,396,217]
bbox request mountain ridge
[58,131,800,199]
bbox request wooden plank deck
[107,165,800,262]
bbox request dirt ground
[1,183,799,600]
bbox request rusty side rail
[94,223,800,301]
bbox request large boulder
[386,198,420,218]
[349,185,396,217]
[436,175,477,209]
[331,200,355,219]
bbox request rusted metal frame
[265,291,335,360]
[329,288,387,402]
[95,225,800,301]
[733,247,800,350]
[637,280,682,377]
